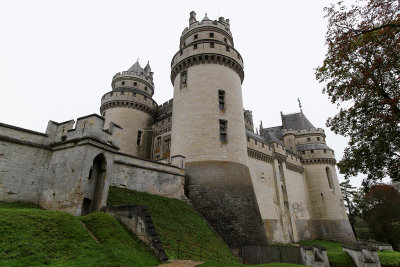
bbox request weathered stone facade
[0,10,355,254]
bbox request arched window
[326,167,334,190]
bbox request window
[326,167,334,190]
[224,37,227,43]
[218,90,225,110]
[247,137,250,142]
[134,82,137,86]
[302,151,305,154]
[324,149,327,153]
[307,137,311,142]
[219,120,227,142]
[144,96,147,100]
[145,86,147,91]
[194,34,198,39]
[121,81,125,85]
[180,50,183,55]
[226,46,230,51]
[194,44,198,49]
[137,130,143,145]
[133,93,136,97]
[317,137,321,141]
[210,42,215,48]
[209,32,214,38]
[156,136,161,149]
[180,70,187,88]
[310,149,314,153]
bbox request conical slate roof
[202,13,211,21]
[281,112,315,130]
[128,60,143,74]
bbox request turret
[280,111,355,241]
[100,60,157,158]
[169,12,267,251]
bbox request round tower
[170,12,267,250]
[280,111,355,242]
[100,61,157,158]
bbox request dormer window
[194,34,198,39]
[209,32,214,38]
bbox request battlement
[112,71,154,85]
[282,128,325,136]
[183,12,232,37]
[45,114,122,149]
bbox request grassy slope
[0,202,159,267]
[379,250,400,267]
[107,186,236,262]
[300,240,356,267]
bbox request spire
[202,13,210,21]
[189,11,197,25]
[145,60,151,70]
[128,59,143,74]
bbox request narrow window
[210,42,215,48]
[209,32,214,38]
[226,46,230,51]
[133,93,136,97]
[156,136,161,149]
[180,50,183,55]
[224,37,227,43]
[324,149,327,153]
[180,70,187,88]
[302,151,305,154]
[194,34,198,39]
[307,137,311,142]
[317,137,321,141]
[194,44,198,49]
[137,130,143,145]
[218,89,225,110]
[144,96,147,100]
[311,149,314,153]
[326,167,334,190]
[145,86,148,91]
[121,81,125,85]
[134,82,137,86]
[219,119,227,142]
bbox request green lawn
[300,240,356,267]
[379,250,400,267]
[107,186,237,263]
[0,201,160,267]
[199,262,304,267]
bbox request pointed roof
[281,112,315,130]
[144,61,151,70]
[202,13,211,21]
[128,60,143,74]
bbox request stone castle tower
[170,11,267,248]
[0,10,355,256]
[100,61,156,158]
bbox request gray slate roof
[281,112,315,130]
[128,61,143,74]
[296,143,333,151]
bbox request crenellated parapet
[282,128,325,137]
[100,90,157,117]
[112,71,154,97]
[44,114,122,149]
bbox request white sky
[0,0,365,187]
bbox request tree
[340,179,358,234]
[362,184,400,249]
[316,0,400,183]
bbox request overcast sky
[0,0,366,187]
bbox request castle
[0,11,354,251]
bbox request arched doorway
[81,154,106,216]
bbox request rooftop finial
[297,98,303,113]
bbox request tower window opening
[121,81,125,85]
[317,137,321,141]
[226,45,230,51]
[180,50,183,55]
[210,42,214,48]
[224,37,227,43]
[219,119,228,143]
[209,32,214,38]
[134,82,137,86]
[194,34,198,39]
[218,89,225,110]
[326,167,334,190]
[137,130,143,145]
[302,151,305,154]
[180,70,187,88]
[156,136,161,149]
[324,149,327,153]
[311,149,314,153]
[193,44,198,49]
[133,93,136,97]
[144,96,147,100]
[145,86,148,91]
[307,137,311,142]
